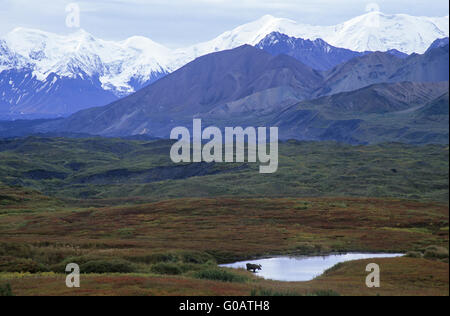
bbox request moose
[246,263,262,273]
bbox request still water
[220,253,403,282]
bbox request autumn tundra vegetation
[0,137,448,296]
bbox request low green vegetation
[0,283,13,296]
[0,137,448,202]
[406,245,449,262]
[193,269,248,283]
[80,259,135,274]
[424,246,449,261]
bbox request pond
[220,253,404,282]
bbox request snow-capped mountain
[0,28,169,118]
[3,28,170,96]
[307,12,449,54]
[0,39,29,72]
[4,11,448,79]
[0,11,448,118]
[175,12,448,68]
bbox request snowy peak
[326,12,449,54]
[168,11,449,71]
[1,28,170,118]
[214,14,298,47]
[2,27,170,95]
[2,12,448,88]
[188,11,448,56]
[0,39,28,71]
[167,14,300,69]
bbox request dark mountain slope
[0,69,118,119]
[256,32,367,71]
[426,37,449,53]
[417,92,449,118]
[317,52,404,96]
[256,32,409,71]
[272,82,449,144]
[304,81,449,114]
[390,44,449,83]
[318,44,449,97]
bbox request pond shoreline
[220,253,404,282]
[217,250,406,265]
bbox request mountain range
[317,41,449,96]
[48,45,323,136]
[0,12,449,145]
[0,12,448,119]
[273,82,449,144]
[38,41,448,144]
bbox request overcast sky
[0,0,448,47]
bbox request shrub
[80,259,134,274]
[423,246,449,259]
[309,290,340,296]
[0,243,33,258]
[181,252,215,264]
[48,255,113,273]
[0,256,48,273]
[128,251,215,265]
[0,283,13,296]
[151,263,184,275]
[193,269,247,283]
[405,251,423,258]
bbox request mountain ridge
[317,43,449,96]
[272,81,449,144]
